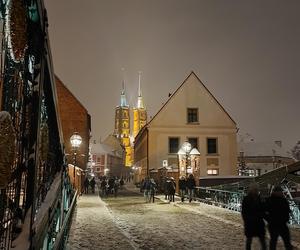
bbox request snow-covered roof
[91,142,115,156]
[238,141,290,157]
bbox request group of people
[141,177,157,203]
[99,176,124,197]
[242,184,292,250]
[83,177,96,194]
[178,174,196,202]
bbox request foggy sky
[44,0,300,152]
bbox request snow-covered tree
[291,141,300,160]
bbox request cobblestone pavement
[66,183,300,250]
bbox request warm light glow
[181,141,192,153]
[70,132,82,148]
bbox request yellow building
[114,82,133,167]
[134,71,238,181]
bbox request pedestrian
[143,177,151,202]
[114,178,120,197]
[186,174,196,202]
[241,183,266,250]
[100,178,107,197]
[168,177,176,202]
[120,177,124,189]
[90,177,96,194]
[178,176,187,202]
[149,178,157,203]
[164,177,170,200]
[266,186,292,250]
[84,178,89,194]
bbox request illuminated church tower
[133,72,147,138]
[114,81,133,167]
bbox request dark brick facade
[55,76,91,170]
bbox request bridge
[196,161,300,224]
[0,0,76,249]
[0,0,299,249]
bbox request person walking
[164,177,170,200]
[90,177,96,194]
[241,183,266,250]
[178,176,186,202]
[100,178,107,197]
[168,177,176,202]
[143,177,151,202]
[266,186,292,250]
[186,174,196,202]
[84,178,89,194]
[149,178,157,203]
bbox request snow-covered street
[66,184,300,250]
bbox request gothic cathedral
[114,74,147,167]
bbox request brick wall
[55,76,90,170]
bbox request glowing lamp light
[181,141,192,153]
[70,132,82,148]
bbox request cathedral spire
[120,69,128,107]
[137,71,144,109]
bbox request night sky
[44,0,300,152]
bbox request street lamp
[178,141,200,177]
[70,132,82,184]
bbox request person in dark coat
[164,177,170,200]
[90,177,96,194]
[186,174,196,202]
[266,186,292,250]
[84,178,89,194]
[178,176,186,202]
[168,177,176,202]
[241,183,266,250]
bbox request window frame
[168,137,180,154]
[187,137,199,150]
[207,137,218,155]
[187,108,199,124]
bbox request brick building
[55,76,91,170]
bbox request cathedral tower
[133,72,147,138]
[114,81,133,167]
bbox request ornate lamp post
[70,132,82,184]
[178,141,200,177]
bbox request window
[188,137,198,150]
[207,169,219,175]
[207,138,217,154]
[187,108,198,123]
[169,137,179,154]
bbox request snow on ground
[66,183,300,250]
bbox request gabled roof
[147,71,236,127]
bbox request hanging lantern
[0,111,16,189]
[5,0,28,63]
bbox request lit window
[207,169,219,175]
[187,108,198,123]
